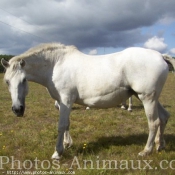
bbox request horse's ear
[19,59,25,67]
[1,58,9,69]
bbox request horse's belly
[85,94,122,108]
[76,88,132,108]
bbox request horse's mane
[10,43,78,63]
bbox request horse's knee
[158,102,170,124]
[64,131,73,148]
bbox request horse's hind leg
[138,92,160,156]
[155,102,170,152]
[121,97,132,111]
[127,97,132,112]
[121,101,127,110]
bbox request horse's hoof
[128,109,132,112]
[156,140,166,152]
[121,106,126,110]
[51,151,61,160]
[138,150,150,157]
[156,145,165,152]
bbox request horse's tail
[162,54,175,72]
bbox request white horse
[1,43,170,159]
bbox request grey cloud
[0,0,175,54]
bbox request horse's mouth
[12,106,25,117]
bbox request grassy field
[0,73,175,175]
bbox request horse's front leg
[54,100,73,148]
[52,99,72,160]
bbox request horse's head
[1,58,28,117]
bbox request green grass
[0,73,175,174]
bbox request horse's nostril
[12,106,18,113]
[20,105,24,111]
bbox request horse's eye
[6,80,10,86]
[22,78,27,84]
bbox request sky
[0,0,175,56]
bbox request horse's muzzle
[12,105,25,117]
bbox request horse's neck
[24,58,54,87]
